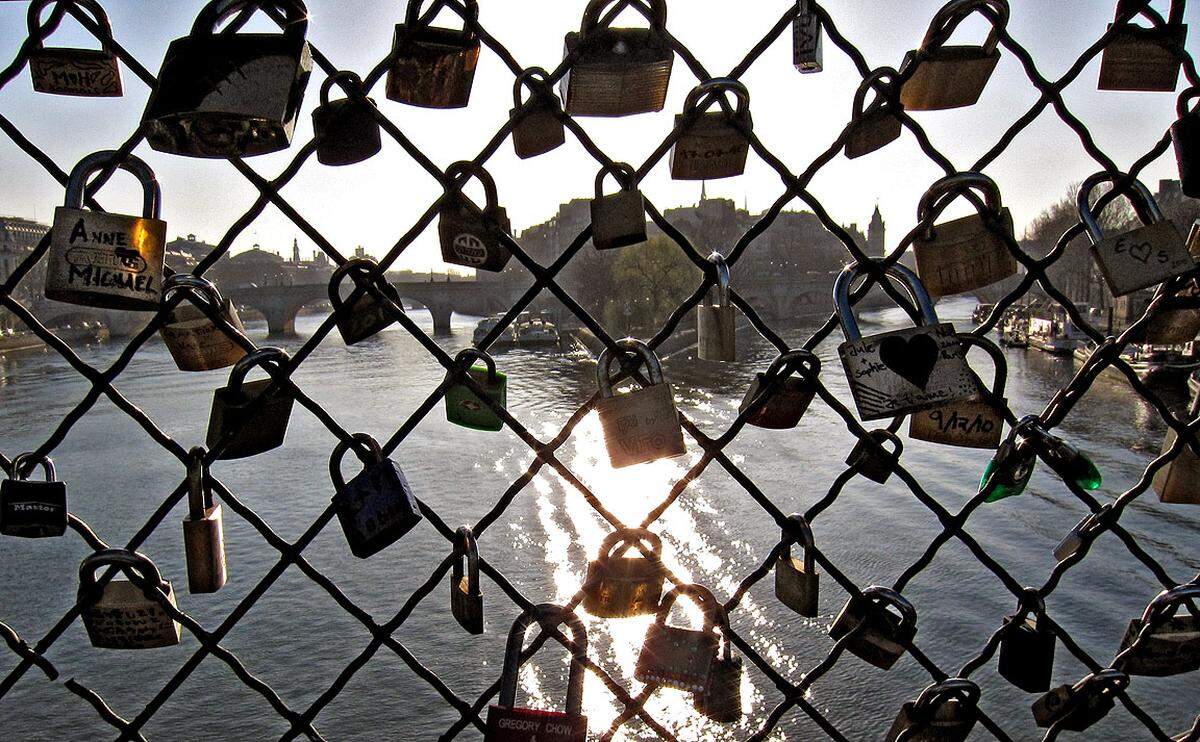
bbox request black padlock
[510,67,566,160]
[207,348,296,459]
[438,162,513,273]
[451,525,484,634]
[828,586,918,670]
[1032,669,1129,732]
[1173,88,1200,198]
[26,0,123,97]
[1098,0,1186,92]
[998,590,1056,692]
[740,350,820,430]
[386,0,480,109]
[590,162,646,251]
[330,434,422,559]
[694,605,743,723]
[885,678,980,742]
[328,258,402,345]
[0,453,67,539]
[845,430,903,484]
[312,71,382,167]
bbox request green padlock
[445,349,507,432]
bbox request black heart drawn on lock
[1125,240,1153,264]
[878,334,940,390]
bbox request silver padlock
[912,172,1017,298]
[1098,0,1186,92]
[78,549,181,649]
[899,0,1009,111]
[1032,669,1129,732]
[595,339,687,468]
[160,275,247,372]
[182,447,227,594]
[885,678,980,742]
[1117,583,1200,677]
[696,252,736,362]
[1053,505,1112,563]
[793,0,823,73]
[1153,392,1200,504]
[774,513,819,618]
[909,333,1008,449]
[670,79,752,181]
[846,67,902,160]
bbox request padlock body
[445,366,508,431]
[1033,685,1115,731]
[669,112,751,181]
[696,305,736,361]
[845,108,901,159]
[793,1,823,73]
[582,556,664,618]
[207,377,295,459]
[596,382,687,468]
[635,623,718,692]
[1173,112,1200,198]
[1091,220,1194,297]
[451,575,484,634]
[913,209,1017,298]
[0,480,67,538]
[739,373,815,429]
[561,28,673,117]
[45,207,166,311]
[899,47,1000,111]
[333,458,422,559]
[885,701,976,742]
[29,47,122,97]
[774,554,819,617]
[183,504,227,594]
[591,190,646,251]
[439,202,513,273]
[511,105,566,160]
[143,33,312,158]
[998,615,1055,692]
[909,396,1005,449]
[829,599,914,670]
[334,284,400,345]
[386,25,480,109]
[485,705,587,742]
[1118,616,1200,676]
[1152,426,1200,504]
[83,580,181,649]
[1098,23,1186,92]
[161,299,247,372]
[312,97,382,167]
[694,655,743,723]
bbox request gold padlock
[160,274,247,372]
[909,333,1008,449]
[1098,0,1186,92]
[912,172,1017,298]
[78,549,181,649]
[182,447,227,594]
[696,251,737,362]
[27,0,123,97]
[899,0,1009,111]
[670,79,752,181]
[562,0,674,117]
[845,67,902,160]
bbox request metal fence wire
[3,0,1200,740]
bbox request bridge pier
[426,302,453,336]
[262,305,298,338]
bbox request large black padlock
[885,678,980,742]
[828,586,918,670]
[182,447,227,594]
[142,0,312,158]
[845,430,904,484]
[636,583,721,692]
[591,162,647,251]
[670,79,753,181]
[582,528,666,618]
[312,71,382,167]
[451,526,484,634]
[438,162,513,273]
[386,0,480,109]
[27,0,122,97]
[997,590,1056,692]
[694,606,742,723]
[562,0,674,117]
[328,258,402,345]
[1032,669,1129,732]
[774,513,820,618]
[740,350,820,430]
[1099,0,1186,92]
[207,348,296,459]
[510,67,566,160]
[900,0,1009,111]
[78,549,181,649]
[1,453,67,539]
[846,67,902,160]
[1173,89,1200,198]
[1117,583,1200,676]
[330,434,422,560]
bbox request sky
[0,0,1195,273]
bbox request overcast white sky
[0,1,1195,272]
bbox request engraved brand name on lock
[7,503,58,513]
[32,60,119,94]
[452,233,488,265]
[925,409,996,434]
[677,144,743,160]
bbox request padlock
[312,71,382,167]
[910,333,1008,449]
[510,67,566,160]
[912,172,1017,298]
[828,585,918,670]
[486,604,588,742]
[386,0,480,109]
[997,590,1056,692]
[160,274,247,372]
[696,251,737,361]
[1032,669,1129,732]
[0,453,67,539]
[774,513,819,618]
[181,447,227,594]
[1173,89,1200,198]
[899,0,1009,111]
[845,430,903,484]
[694,606,742,723]
[846,67,902,160]
[1098,0,1186,92]
[78,549,181,649]
[1153,392,1200,504]
[561,0,674,117]
[835,262,977,422]
[1053,505,1112,563]
[1133,277,1200,344]
[582,528,666,618]
[885,678,980,742]
[445,349,507,431]
[739,350,821,429]
[207,348,295,459]
[1117,583,1200,676]
[451,526,484,634]
[590,162,647,251]
[45,150,166,311]
[635,583,721,692]
[26,0,122,96]
[980,416,1038,502]
[328,258,402,345]
[438,162,513,273]
[1032,424,1102,491]
[793,0,823,73]
[1079,172,1195,298]
[595,339,687,468]
[142,0,313,158]
[670,79,752,181]
[330,434,422,559]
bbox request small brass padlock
[997,590,1056,692]
[912,172,1017,298]
[1032,669,1129,732]
[511,67,566,160]
[27,0,122,96]
[1117,583,1200,677]
[670,79,752,181]
[694,606,743,723]
[885,678,980,742]
[182,447,227,594]
[696,252,737,362]
[828,586,918,670]
[899,0,1009,111]
[582,528,666,618]
[1173,90,1200,198]
[451,526,484,634]
[45,150,166,311]
[739,350,820,429]
[595,339,687,468]
[591,162,647,251]
[1,453,67,539]
[331,434,423,559]
[207,348,296,459]
[793,0,823,73]
[328,258,402,345]
[78,549,181,649]
[561,0,674,117]
[845,67,902,160]
[445,349,507,431]
[312,71,382,167]
[1053,505,1112,564]
[387,0,480,108]
[1098,0,1186,92]
[845,429,903,484]
[438,162,513,273]
[774,514,819,618]
[160,274,248,372]
[1153,393,1200,504]
[909,333,1008,449]
[635,583,721,692]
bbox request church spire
[700,180,707,203]
[292,237,300,264]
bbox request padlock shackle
[833,261,939,342]
[64,150,161,219]
[852,67,900,118]
[498,603,588,716]
[912,677,981,713]
[713,603,734,661]
[1115,0,1185,27]
[920,0,1009,56]
[78,549,168,603]
[957,333,1007,400]
[320,70,367,106]
[917,172,1004,225]
[186,446,214,519]
[594,162,639,198]
[1073,668,1130,696]
[405,0,479,36]
[452,525,480,595]
[581,0,668,34]
[861,585,918,630]
[328,257,396,310]
[27,0,114,48]
[1077,171,1165,245]
[1177,87,1200,119]
[8,452,56,482]
[764,349,821,384]
[596,338,665,398]
[682,78,751,118]
[598,527,662,562]
[513,67,555,109]
[654,583,721,632]
[452,348,499,384]
[192,0,309,44]
[781,513,815,572]
[1142,583,1200,625]
[329,433,385,491]
[704,251,732,309]
[226,347,290,395]
[161,274,226,313]
[443,161,500,212]
[1015,586,1047,618]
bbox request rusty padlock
[438,162,513,273]
[997,589,1056,693]
[845,429,904,484]
[207,348,296,459]
[828,585,918,670]
[561,0,674,117]
[912,172,1017,298]
[696,252,737,362]
[1174,88,1200,197]
[591,162,647,251]
[1117,583,1200,676]
[595,339,687,468]
[635,583,721,692]
[885,678,980,742]
[160,274,247,372]
[900,0,1009,111]
[331,433,423,559]
[774,513,819,618]
[312,71,382,167]
[1032,669,1129,732]
[582,528,666,618]
[793,0,823,73]
[1099,0,1186,92]
[78,549,181,649]
[1153,391,1200,504]
[328,258,402,345]
[910,333,1008,449]
[694,605,743,723]
[451,526,484,634]
[846,67,903,160]
[181,447,227,594]
[27,0,122,96]
[511,67,566,160]
[739,350,821,429]
[671,79,752,181]
[387,0,480,109]
[0,453,67,539]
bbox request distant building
[0,216,50,329]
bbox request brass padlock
[78,549,181,649]
[912,172,1017,298]
[590,162,647,251]
[328,258,402,345]
[582,528,666,618]
[670,79,752,181]
[26,0,122,96]
[387,0,480,109]
[595,339,687,468]
[696,251,736,362]
[1133,277,1200,344]
[845,67,902,160]
[1053,505,1112,564]
[828,585,918,670]
[1079,171,1194,298]
[1098,0,1186,92]
[160,275,247,372]
[451,526,484,635]
[1153,392,1200,504]
[561,0,674,117]
[1032,669,1129,732]
[207,348,296,459]
[45,150,166,311]
[486,604,588,741]
[438,162,513,273]
[909,333,1008,449]
[1,453,67,539]
[635,583,721,692]
[1173,90,1200,197]
[312,71,382,167]
[182,447,227,594]
[511,67,566,160]
[445,349,507,432]
[793,0,823,73]
[694,606,742,723]
[835,262,977,421]
[331,434,423,559]
[899,0,1009,111]
[997,589,1056,693]
[142,0,313,158]
[845,429,903,484]
[1117,583,1200,676]
[885,678,980,742]
[774,513,819,618]
[739,350,820,429]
